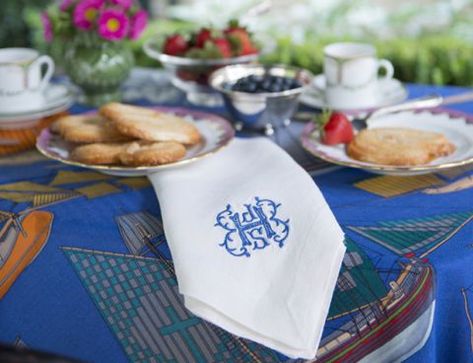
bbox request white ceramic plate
[0,84,74,129]
[300,74,408,111]
[301,109,473,176]
[36,106,235,177]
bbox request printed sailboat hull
[360,300,435,363]
[0,211,54,299]
[315,262,435,362]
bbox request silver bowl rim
[143,38,260,67]
[208,63,314,99]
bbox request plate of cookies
[301,109,473,176]
[36,103,235,176]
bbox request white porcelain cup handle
[30,55,55,91]
[377,59,394,80]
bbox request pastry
[71,142,133,165]
[52,114,131,143]
[100,102,201,145]
[119,141,187,166]
[347,128,456,166]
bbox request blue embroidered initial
[215,197,290,257]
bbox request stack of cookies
[51,103,201,166]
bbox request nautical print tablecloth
[0,69,472,363]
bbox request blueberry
[256,83,266,92]
[232,83,244,92]
[248,75,262,83]
[246,82,257,92]
[262,80,272,91]
[273,76,284,84]
[283,77,292,86]
[232,78,250,91]
[290,79,301,89]
[229,74,300,93]
[254,75,263,83]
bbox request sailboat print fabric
[1,79,472,363]
[149,138,346,359]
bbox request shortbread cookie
[52,114,131,143]
[100,103,201,145]
[347,128,455,166]
[71,142,133,165]
[50,117,66,134]
[119,141,186,166]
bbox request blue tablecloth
[0,70,472,363]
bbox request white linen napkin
[148,138,345,359]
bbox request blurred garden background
[2,0,472,86]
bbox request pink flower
[60,0,75,11]
[41,12,53,43]
[110,0,133,10]
[129,10,148,40]
[98,8,129,41]
[73,0,104,30]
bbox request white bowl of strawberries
[143,20,260,106]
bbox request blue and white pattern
[215,197,290,257]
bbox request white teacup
[0,48,55,113]
[323,42,393,109]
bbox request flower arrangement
[41,0,148,43]
[40,0,148,106]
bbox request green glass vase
[64,33,134,107]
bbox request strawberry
[224,20,258,56]
[224,19,241,32]
[212,37,232,58]
[163,34,188,56]
[195,28,212,48]
[317,111,354,145]
[226,28,258,56]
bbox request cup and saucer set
[299,42,407,111]
[0,48,74,129]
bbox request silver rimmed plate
[300,74,408,111]
[36,106,235,177]
[0,84,74,129]
[301,109,473,176]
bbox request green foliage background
[0,0,50,48]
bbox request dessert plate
[300,74,408,111]
[36,107,235,177]
[301,109,473,176]
[0,84,74,129]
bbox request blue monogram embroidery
[215,197,290,257]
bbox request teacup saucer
[0,84,74,129]
[300,74,408,111]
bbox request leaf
[313,109,332,134]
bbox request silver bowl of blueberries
[209,64,313,134]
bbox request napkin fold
[148,138,345,359]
